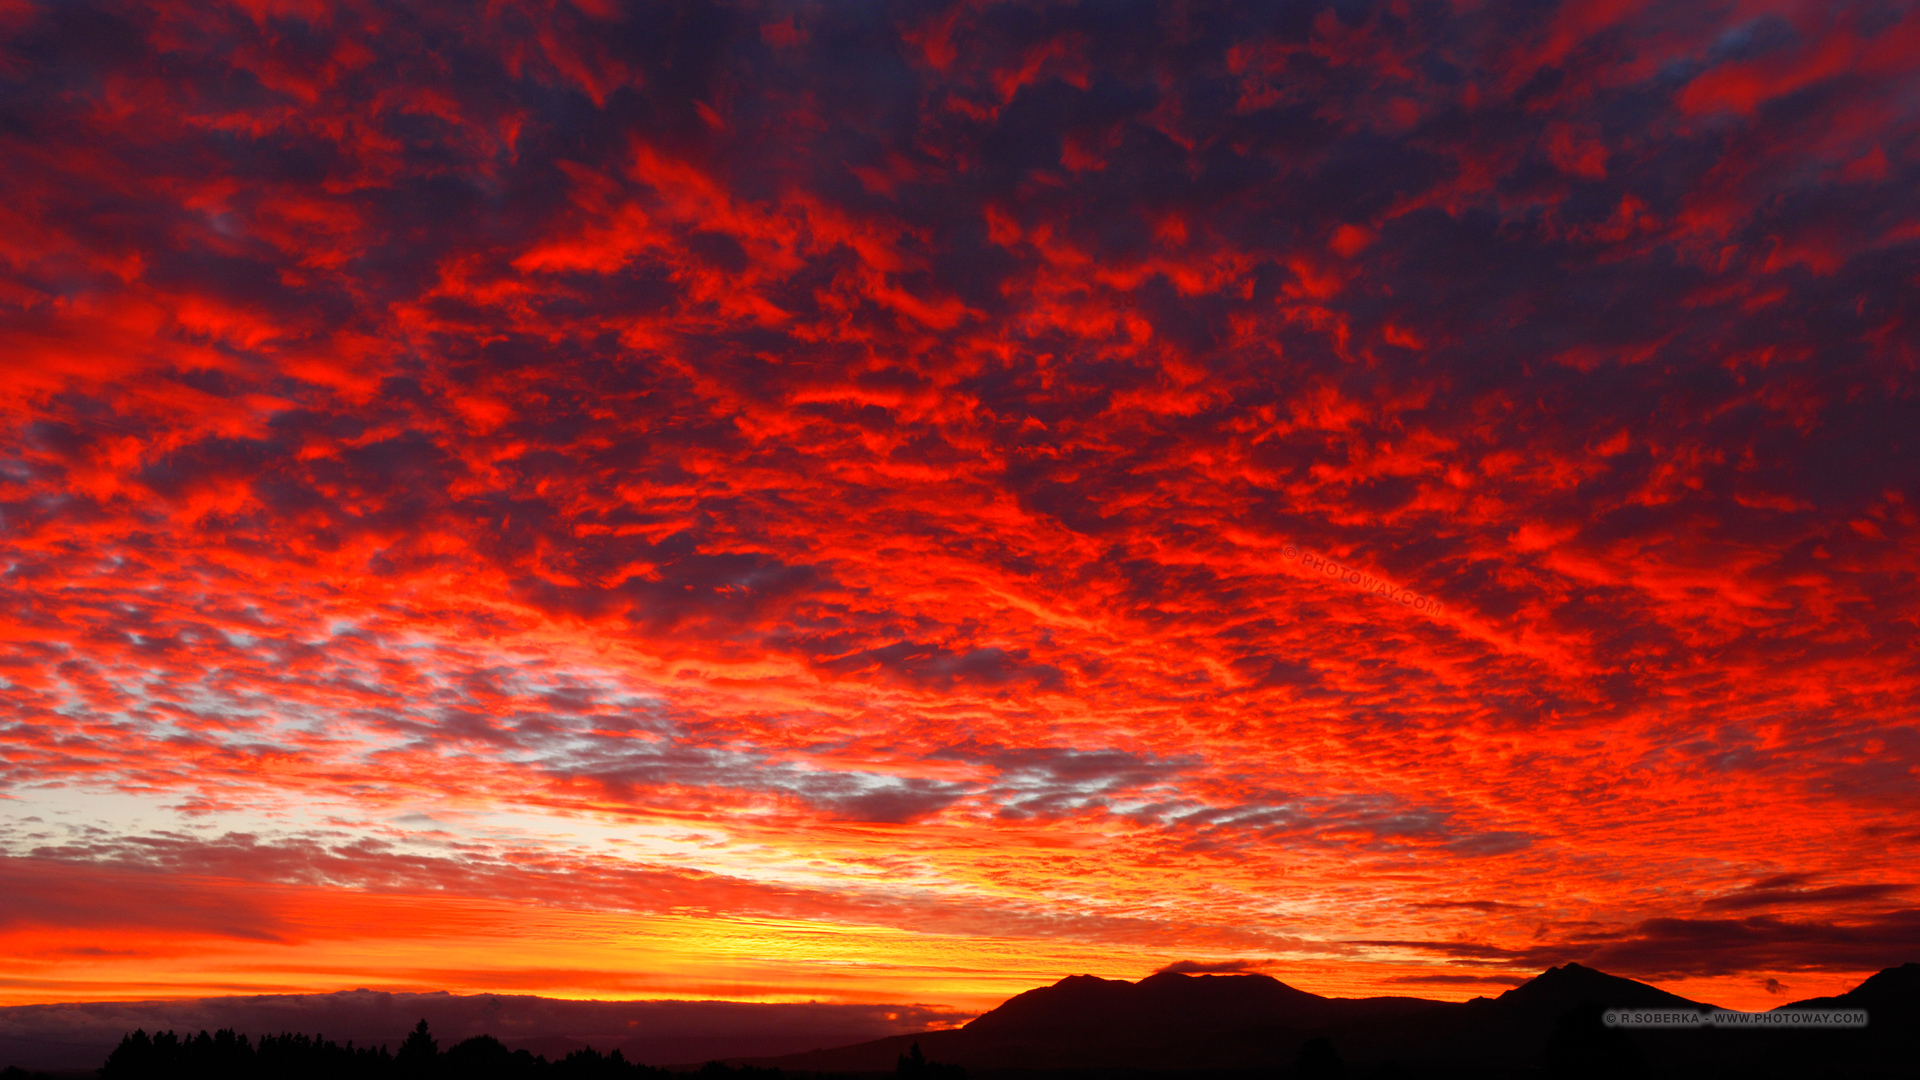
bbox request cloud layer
[1,0,1916,1014]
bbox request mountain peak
[961,969,1327,1040]
[1493,963,1710,1012]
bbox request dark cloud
[0,857,290,944]
[1353,908,1920,980]
[1580,911,1920,979]
[1153,959,1274,975]
[1702,883,1911,911]
[1381,973,1528,987]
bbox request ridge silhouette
[1783,959,1918,1015]
[755,961,1918,1076]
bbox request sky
[1,0,1917,1019]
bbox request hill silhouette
[756,962,1918,1077]
[750,970,1433,1071]
[1785,960,1920,1016]
[963,971,1330,1040]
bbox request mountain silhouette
[960,970,1348,1042]
[1783,960,1919,1017]
[1484,962,1708,1014]
[1750,961,1920,1075]
[756,963,1917,1077]
[758,971,1433,1071]
[1466,965,1691,1080]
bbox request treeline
[97,1021,791,1080]
[894,1043,964,1080]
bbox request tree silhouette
[92,1020,676,1080]
[396,1020,439,1076]
[553,1044,668,1080]
[895,1041,964,1080]
[442,1034,541,1080]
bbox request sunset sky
[2,0,1917,1019]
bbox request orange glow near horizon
[2,0,1918,1028]
[0,881,1155,1011]
[0,876,1882,1014]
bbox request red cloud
[0,0,1915,1014]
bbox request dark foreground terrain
[4,962,1914,1080]
[3,1022,794,1080]
[750,962,1918,1079]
